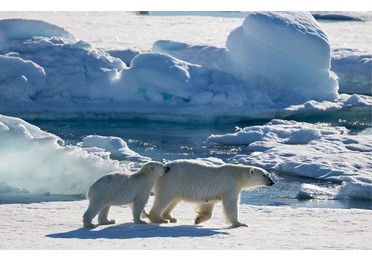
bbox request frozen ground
[1,197,371,249]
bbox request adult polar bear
[147,159,274,228]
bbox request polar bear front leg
[162,200,180,223]
[132,198,148,224]
[221,195,248,228]
[194,202,215,225]
[148,196,173,223]
[98,205,116,225]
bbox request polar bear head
[140,161,170,177]
[241,166,274,188]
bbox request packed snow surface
[208,120,372,200]
[0,197,371,249]
[0,14,371,121]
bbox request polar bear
[147,160,274,228]
[82,161,170,228]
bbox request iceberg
[155,12,339,104]
[0,14,371,121]
[208,120,372,200]
[0,114,125,195]
[80,135,150,161]
[331,48,372,95]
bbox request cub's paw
[99,219,116,225]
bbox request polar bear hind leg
[83,200,107,228]
[98,205,116,225]
[194,202,216,225]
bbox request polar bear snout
[266,177,275,186]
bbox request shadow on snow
[46,223,229,239]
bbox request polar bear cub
[147,159,274,228]
[83,161,170,228]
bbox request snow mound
[81,135,150,161]
[226,11,339,103]
[156,12,339,104]
[0,54,46,103]
[107,49,140,66]
[311,11,370,21]
[209,120,372,200]
[296,183,339,200]
[331,48,372,96]
[0,114,124,195]
[0,16,371,121]
[153,40,228,72]
[297,182,372,201]
[208,119,348,146]
[114,52,275,117]
[0,19,76,47]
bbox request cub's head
[142,161,170,177]
[242,166,274,188]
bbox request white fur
[83,161,168,228]
[148,159,274,228]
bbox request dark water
[31,111,372,210]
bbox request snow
[0,14,371,121]
[0,197,371,249]
[208,120,372,200]
[0,114,125,195]
[107,48,140,66]
[331,48,372,95]
[0,18,75,45]
[0,11,371,252]
[158,12,339,104]
[208,119,348,145]
[311,11,372,21]
[81,135,150,161]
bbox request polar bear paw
[229,222,248,228]
[99,219,116,225]
[83,221,97,228]
[149,216,169,224]
[134,219,148,224]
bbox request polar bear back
[87,173,145,205]
[155,160,243,202]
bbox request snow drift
[155,12,339,104]
[331,48,372,96]
[0,14,371,121]
[80,135,150,161]
[208,120,372,200]
[0,114,125,195]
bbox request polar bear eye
[249,169,254,175]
